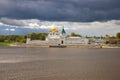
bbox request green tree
[30,33,47,40]
[40,35,45,40]
[116,32,120,39]
[30,33,37,40]
[71,32,75,36]
[110,36,116,39]
[70,32,81,37]
[0,35,5,42]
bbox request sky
[0,0,120,36]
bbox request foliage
[109,36,116,39]
[105,41,109,44]
[70,32,81,37]
[116,32,120,39]
[0,33,47,44]
[30,33,47,40]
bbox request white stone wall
[48,39,60,45]
[65,37,89,45]
[26,36,89,45]
[26,39,48,45]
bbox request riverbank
[0,42,120,48]
[0,42,15,46]
[11,43,120,48]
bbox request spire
[61,26,66,35]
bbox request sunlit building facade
[26,26,89,45]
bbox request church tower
[61,26,66,36]
[60,26,66,45]
[48,26,59,37]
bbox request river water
[0,47,120,80]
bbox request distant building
[26,26,89,45]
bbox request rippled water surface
[0,47,120,80]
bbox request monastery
[26,26,89,45]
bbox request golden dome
[50,26,58,32]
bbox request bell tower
[61,26,66,36]
[60,26,66,45]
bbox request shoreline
[2,44,120,48]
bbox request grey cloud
[0,18,120,36]
[0,0,120,22]
[0,17,41,26]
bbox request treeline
[0,35,26,43]
[29,33,47,40]
[0,32,120,44]
[70,32,81,37]
[0,33,47,43]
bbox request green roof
[61,27,66,34]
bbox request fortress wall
[65,38,89,45]
[27,40,48,45]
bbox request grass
[0,42,15,46]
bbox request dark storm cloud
[0,0,120,22]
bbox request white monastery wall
[26,26,89,45]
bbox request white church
[26,26,89,45]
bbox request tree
[116,32,120,39]
[0,35,5,42]
[70,32,81,37]
[110,36,116,39]
[40,35,46,40]
[30,33,37,40]
[70,32,76,36]
[30,33,47,40]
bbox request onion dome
[49,26,58,32]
